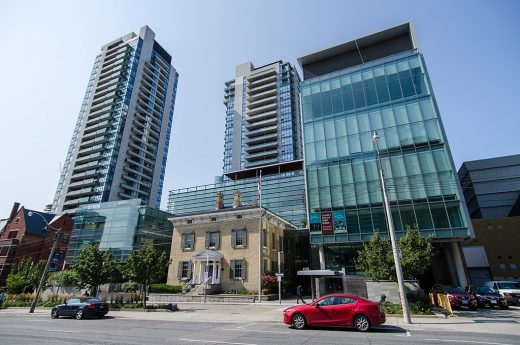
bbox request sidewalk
[2,302,519,336]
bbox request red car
[283,293,385,332]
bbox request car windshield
[497,282,520,289]
[476,286,495,294]
[443,286,464,293]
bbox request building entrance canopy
[192,249,223,262]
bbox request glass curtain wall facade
[300,27,470,247]
[52,26,179,214]
[66,199,172,264]
[168,172,306,227]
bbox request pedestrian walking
[296,284,306,304]
[0,289,5,309]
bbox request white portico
[192,249,223,286]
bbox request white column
[318,244,326,270]
[451,242,468,288]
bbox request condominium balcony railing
[247,102,277,116]
[248,87,277,102]
[245,148,278,161]
[244,141,278,154]
[247,94,277,110]
[68,178,97,189]
[245,124,277,138]
[245,132,278,145]
[246,116,278,131]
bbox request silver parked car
[483,281,520,306]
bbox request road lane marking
[179,339,256,345]
[424,339,513,345]
[236,323,256,329]
[223,328,290,334]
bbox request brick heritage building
[0,203,73,284]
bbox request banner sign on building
[321,211,334,235]
[333,211,346,231]
[309,213,321,232]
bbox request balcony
[245,141,278,154]
[73,160,101,174]
[246,102,277,116]
[66,187,97,198]
[246,117,278,131]
[75,152,102,165]
[245,132,278,145]
[245,124,277,138]
[70,169,98,182]
[245,157,279,168]
[247,94,277,110]
[248,88,277,102]
[245,148,278,161]
[68,178,97,189]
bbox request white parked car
[483,281,520,306]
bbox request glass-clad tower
[52,26,179,214]
[223,61,302,175]
[298,23,472,286]
[168,61,307,228]
[66,199,172,264]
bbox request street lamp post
[28,211,62,314]
[372,132,411,324]
[277,251,284,305]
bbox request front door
[207,264,214,283]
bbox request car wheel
[75,309,84,320]
[291,313,307,330]
[51,309,59,319]
[501,305,509,310]
[354,315,371,332]
[470,306,478,311]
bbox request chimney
[215,192,224,210]
[9,202,20,222]
[233,190,241,208]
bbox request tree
[5,258,45,294]
[355,225,435,281]
[399,225,435,280]
[355,232,395,281]
[47,270,79,292]
[124,246,171,308]
[72,243,120,296]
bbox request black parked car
[51,297,109,319]
[466,285,508,309]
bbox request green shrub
[121,281,140,292]
[149,284,182,293]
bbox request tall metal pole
[29,211,61,313]
[277,251,283,305]
[373,132,411,324]
[258,170,262,304]
[204,253,208,303]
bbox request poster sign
[333,211,346,231]
[309,213,321,232]
[321,211,334,235]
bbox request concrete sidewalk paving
[2,302,519,336]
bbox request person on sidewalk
[296,284,306,304]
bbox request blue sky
[0,0,518,214]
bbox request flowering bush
[261,274,278,294]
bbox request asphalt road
[1,314,520,345]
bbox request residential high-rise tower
[52,26,179,214]
[223,61,302,178]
